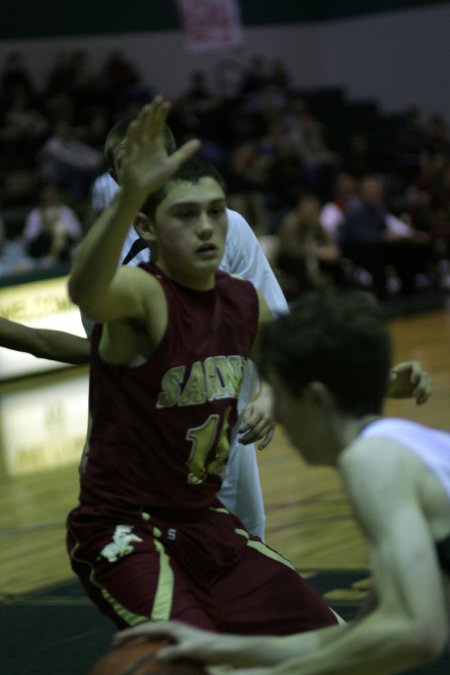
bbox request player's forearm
[272,615,440,675]
[0,319,90,364]
[32,330,90,364]
[197,628,343,669]
[68,190,140,313]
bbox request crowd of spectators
[1,48,450,303]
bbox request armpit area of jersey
[436,533,450,575]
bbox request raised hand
[119,97,201,207]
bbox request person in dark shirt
[338,175,429,299]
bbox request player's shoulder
[224,208,262,262]
[341,424,414,481]
[225,208,253,237]
[217,269,250,286]
[119,262,161,292]
[216,270,257,300]
[226,207,248,226]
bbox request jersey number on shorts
[185,406,231,484]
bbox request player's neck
[155,260,216,291]
[340,414,381,449]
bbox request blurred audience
[0,50,35,102]
[276,193,347,298]
[0,85,48,169]
[22,182,83,267]
[0,213,33,276]
[294,113,341,194]
[0,48,449,296]
[320,171,359,241]
[225,140,273,235]
[393,106,426,181]
[37,118,104,201]
[338,175,432,299]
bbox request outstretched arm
[68,98,200,324]
[0,317,89,364]
[114,621,343,670]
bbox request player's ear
[308,382,334,411]
[134,213,156,245]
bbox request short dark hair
[104,115,177,173]
[259,291,391,416]
[142,154,227,221]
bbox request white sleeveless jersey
[360,418,450,502]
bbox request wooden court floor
[1,307,450,597]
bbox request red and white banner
[176,0,243,52]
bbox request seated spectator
[338,174,431,299]
[262,118,303,211]
[0,84,48,168]
[37,118,104,201]
[282,94,311,147]
[267,58,291,92]
[76,106,111,154]
[0,213,33,276]
[101,49,143,109]
[295,113,341,195]
[68,50,102,124]
[238,54,270,96]
[407,160,450,280]
[172,71,226,153]
[320,171,359,241]
[182,70,216,109]
[276,193,346,298]
[423,114,450,159]
[225,140,273,235]
[45,49,75,98]
[0,50,35,102]
[431,162,450,242]
[22,182,83,267]
[393,106,426,181]
[344,131,380,178]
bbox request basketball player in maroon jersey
[66,97,340,634]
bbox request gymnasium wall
[0,1,449,121]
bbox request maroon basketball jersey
[79,262,259,511]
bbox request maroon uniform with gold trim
[79,262,257,511]
[67,262,337,633]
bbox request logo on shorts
[99,525,143,563]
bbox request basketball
[87,638,208,675]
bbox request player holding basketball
[66,98,340,634]
[119,291,449,673]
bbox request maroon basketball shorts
[67,502,337,633]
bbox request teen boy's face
[151,176,227,289]
[269,371,324,466]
